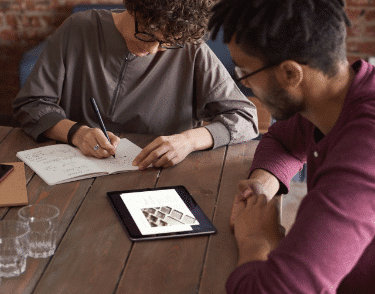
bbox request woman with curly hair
[13,0,258,169]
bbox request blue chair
[18,4,124,88]
[206,31,253,98]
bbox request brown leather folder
[0,162,28,207]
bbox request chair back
[206,30,253,97]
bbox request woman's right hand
[72,126,120,158]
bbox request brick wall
[0,0,119,115]
[1,0,375,115]
[346,0,375,64]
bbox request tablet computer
[107,186,217,241]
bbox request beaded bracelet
[67,122,84,146]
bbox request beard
[262,76,306,121]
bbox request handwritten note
[16,138,142,185]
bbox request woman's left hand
[132,128,214,170]
[132,134,195,169]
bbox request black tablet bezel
[107,186,217,241]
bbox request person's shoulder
[184,41,225,67]
[189,41,216,56]
[68,9,110,31]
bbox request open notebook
[16,138,142,185]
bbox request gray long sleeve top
[13,9,258,148]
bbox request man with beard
[208,0,375,293]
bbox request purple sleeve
[249,114,310,194]
[226,115,375,293]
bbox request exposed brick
[365,10,375,21]
[0,29,18,41]
[0,13,3,27]
[6,14,19,29]
[347,55,363,64]
[42,15,54,27]
[345,8,364,20]
[347,41,375,54]
[346,0,375,6]
[26,0,52,11]
[347,24,365,36]
[365,25,375,37]
[9,2,22,11]
[34,4,52,11]
[22,15,42,28]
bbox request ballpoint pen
[90,97,116,158]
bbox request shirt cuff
[204,121,231,149]
[29,112,65,142]
[249,165,289,195]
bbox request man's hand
[133,127,214,170]
[72,126,120,158]
[234,194,284,265]
[230,169,280,228]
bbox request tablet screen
[107,186,216,241]
[121,188,199,235]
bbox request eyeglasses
[235,61,307,88]
[134,19,184,50]
[234,63,278,85]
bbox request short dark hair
[123,0,213,45]
[208,0,351,77]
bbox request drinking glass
[0,220,29,277]
[18,204,60,258]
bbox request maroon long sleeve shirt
[227,60,375,293]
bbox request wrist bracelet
[67,122,84,146]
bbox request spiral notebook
[16,138,142,185]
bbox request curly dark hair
[208,0,351,77]
[123,0,213,44]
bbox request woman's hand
[133,127,214,170]
[73,126,120,158]
[132,133,195,169]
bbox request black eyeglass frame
[235,61,308,85]
[234,63,279,84]
[134,18,184,50]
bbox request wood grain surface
[0,128,304,294]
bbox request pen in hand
[90,97,116,158]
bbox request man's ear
[274,60,304,90]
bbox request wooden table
[0,127,306,294]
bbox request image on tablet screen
[141,206,198,228]
[121,189,199,235]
